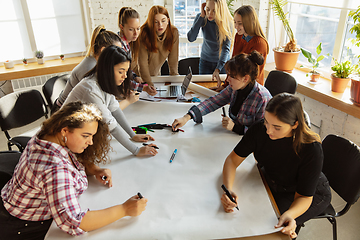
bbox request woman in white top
[64,45,158,157]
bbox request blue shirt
[187,13,231,70]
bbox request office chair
[0,151,22,189]
[178,57,200,75]
[0,89,48,152]
[264,70,311,128]
[264,70,298,96]
[42,74,69,109]
[295,134,360,240]
[161,60,169,75]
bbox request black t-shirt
[234,120,323,197]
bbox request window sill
[0,56,84,81]
[264,63,360,119]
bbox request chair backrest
[42,74,69,108]
[264,70,298,97]
[161,60,169,75]
[178,57,200,75]
[0,89,48,132]
[0,151,22,189]
[322,134,360,205]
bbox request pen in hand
[101,175,109,184]
[137,192,143,199]
[222,107,227,117]
[143,143,159,149]
[221,184,239,210]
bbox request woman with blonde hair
[138,5,179,86]
[0,102,147,238]
[187,0,233,88]
[221,93,331,238]
[215,5,269,91]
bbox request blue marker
[170,149,177,163]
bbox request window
[0,0,87,63]
[174,0,203,59]
[284,0,359,71]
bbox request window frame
[1,0,90,64]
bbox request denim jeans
[199,59,226,74]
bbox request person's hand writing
[137,145,158,156]
[123,195,148,217]
[220,190,238,213]
[127,90,139,104]
[172,114,191,131]
[275,212,297,239]
[94,168,112,187]
[222,116,234,131]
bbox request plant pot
[310,73,320,82]
[330,73,350,93]
[37,58,44,64]
[273,47,300,73]
[350,76,360,106]
[4,61,14,69]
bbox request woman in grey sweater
[64,45,158,157]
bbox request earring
[62,136,67,144]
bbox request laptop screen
[181,66,192,95]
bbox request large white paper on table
[46,101,280,239]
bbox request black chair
[0,89,48,152]
[0,151,22,189]
[296,134,360,240]
[264,70,298,96]
[178,57,200,75]
[264,70,311,127]
[161,60,169,75]
[42,74,69,109]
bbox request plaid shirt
[189,82,272,132]
[1,135,88,236]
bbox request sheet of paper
[45,101,281,239]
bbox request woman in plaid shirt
[172,51,272,135]
[0,102,147,239]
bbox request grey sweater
[63,76,139,155]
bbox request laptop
[155,66,192,98]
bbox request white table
[45,95,283,240]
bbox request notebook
[155,66,192,98]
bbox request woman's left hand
[132,134,155,142]
[134,76,143,83]
[275,212,297,239]
[212,69,222,89]
[95,168,112,188]
[222,116,234,131]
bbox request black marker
[135,92,140,95]
[143,143,159,149]
[137,192,143,199]
[221,184,239,210]
[101,176,107,181]
[222,107,227,117]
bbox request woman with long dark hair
[64,45,158,157]
[221,93,331,238]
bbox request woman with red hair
[138,6,179,86]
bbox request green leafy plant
[300,43,326,76]
[329,56,355,78]
[35,50,44,59]
[226,0,236,17]
[349,6,360,74]
[22,58,27,64]
[270,0,298,52]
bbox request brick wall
[296,93,360,146]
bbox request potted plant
[23,58,28,65]
[60,54,65,60]
[270,0,300,73]
[300,43,326,83]
[330,57,355,93]
[35,50,44,64]
[349,6,360,106]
